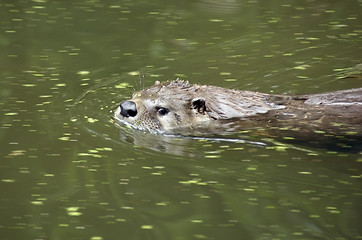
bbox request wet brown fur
[115,80,362,143]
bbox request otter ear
[192,98,206,114]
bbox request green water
[1,1,362,239]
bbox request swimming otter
[115,80,362,143]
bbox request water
[1,1,362,239]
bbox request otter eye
[157,107,169,116]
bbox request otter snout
[119,100,137,117]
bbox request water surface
[1,1,361,239]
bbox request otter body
[115,80,362,143]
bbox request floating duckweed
[204,151,221,154]
[326,206,337,210]
[326,206,340,214]
[204,155,221,159]
[2,179,16,183]
[293,66,304,70]
[156,202,169,206]
[307,153,319,156]
[90,237,103,240]
[121,206,134,210]
[306,37,320,41]
[151,172,162,176]
[77,153,91,157]
[219,145,230,148]
[141,225,153,230]
[283,136,295,140]
[327,151,338,154]
[314,130,326,134]
[32,5,45,9]
[179,179,203,185]
[300,190,314,194]
[66,207,82,216]
[239,130,251,133]
[275,146,288,151]
[243,188,255,192]
[220,72,231,76]
[209,19,223,22]
[58,136,70,141]
[77,71,90,75]
[246,167,257,171]
[114,82,131,89]
[68,211,82,216]
[33,73,44,77]
[142,166,152,170]
[265,206,276,209]
[5,112,18,116]
[87,117,98,123]
[191,220,203,223]
[31,201,44,206]
[7,150,26,157]
[154,166,165,169]
[22,84,36,87]
[95,147,113,151]
[232,147,244,150]
[224,78,237,82]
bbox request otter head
[114,80,211,134]
[115,80,277,135]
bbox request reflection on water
[1,0,362,239]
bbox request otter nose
[119,101,138,117]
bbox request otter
[115,80,362,143]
